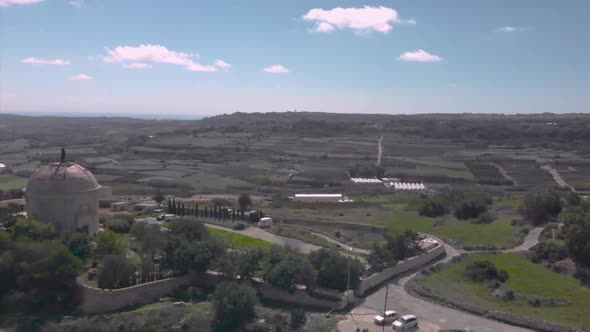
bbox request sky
[1,0,589,116]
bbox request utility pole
[346,247,352,291]
[382,283,389,332]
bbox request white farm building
[291,194,352,203]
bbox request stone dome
[27,162,100,195]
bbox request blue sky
[1,0,589,115]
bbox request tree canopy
[212,281,257,331]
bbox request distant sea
[1,112,206,120]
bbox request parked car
[392,314,418,330]
[374,310,398,325]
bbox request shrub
[290,309,307,331]
[233,223,246,231]
[105,219,131,233]
[463,260,509,283]
[418,197,449,217]
[531,241,568,263]
[212,281,257,331]
[474,211,494,224]
[112,213,135,225]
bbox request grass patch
[269,225,342,251]
[209,228,276,251]
[0,175,27,190]
[376,214,517,248]
[417,253,590,330]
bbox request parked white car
[374,310,398,325]
[392,314,418,330]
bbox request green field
[268,195,521,249]
[417,253,590,330]
[374,213,518,249]
[209,228,276,251]
[0,175,27,190]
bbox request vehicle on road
[156,214,178,222]
[258,217,273,228]
[392,314,418,330]
[374,310,398,325]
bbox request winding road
[140,217,544,331]
[338,228,543,332]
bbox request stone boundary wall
[78,274,194,314]
[406,256,585,332]
[78,272,351,314]
[355,243,446,296]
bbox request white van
[258,217,273,228]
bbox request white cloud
[123,63,152,69]
[303,6,401,33]
[22,57,71,66]
[263,65,289,74]
[215,59,232,70]
[316,22,335,32]
[495,26,528,33]
[0,0,44,7]
[103,44,217,72]
[69,0,84,8]
[398,49,443,62]
[71,73,93,81]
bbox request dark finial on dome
[61,147,66,163]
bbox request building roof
[27,162,100,194]
[294,194,343,198]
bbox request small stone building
[25,162,110,236]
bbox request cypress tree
[195,204,198,217]
[205,206,209,218]
[240,209,245,221]
[167,198,172,214]
[172,198,177,214]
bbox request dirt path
[490,162,518,185]
[541,164,576,192]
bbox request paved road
[339,229,543,332]
[505,227,543,252]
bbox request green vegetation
[418,253,590,330]
[378,213,517,249]
[269,225,341,251]
[209,228,275,251]
[42,300,213,331]
[212,281,258,331]
[368,229,420,269]
[560,200,590,268]
[0,175,27,190]
[0,220,82,324]
[310,248,363,291]
[521,190,563,226]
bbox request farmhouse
[291,194,352,203]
